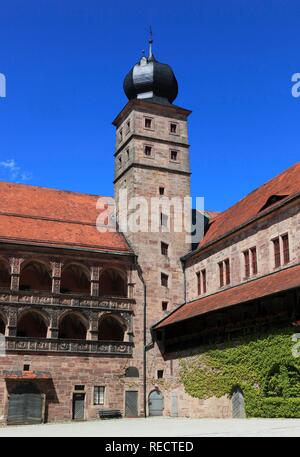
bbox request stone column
[9,257,23,291]
[49,309,59,339]
[89,312,99,340]
[90,266,100,297]
[51,261,62,294]
[127,267,134,299]
[7,308,17,336]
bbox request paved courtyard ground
[0,417,300,437]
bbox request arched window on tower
[98,315,125,341]
[17,311,48,338]
[58,313,88,340]
[60,264,90,295]
[0,259,11,289]
[99,269,127,297]
[19,261,52,292]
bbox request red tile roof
[199,162,300,249]
[154,264,300,329]
[0,182,131,253]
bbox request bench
[99,409,122,419]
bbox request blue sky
[0,0,299,211]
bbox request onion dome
[123,33,178,104]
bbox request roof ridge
[213,161,300,219]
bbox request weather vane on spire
[149,26,153,59]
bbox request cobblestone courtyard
[0,417,299,437]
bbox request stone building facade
[0,39,299,424]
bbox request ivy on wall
[179,326,300,417]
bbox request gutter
[0,238,134,258]
[134,257,147,418]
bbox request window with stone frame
[161,273,169,288]
[218,262,224,287]
[197,269,207,295]
[94,386,105,405]
[161,242,169,256]
[162,301,168,312]
[282,233,290,264]
[225,259,230,285]
[243,247,258,278]
[251,247,258,275]
[218,259,230,287]
[273,237,281,268]
[170,122,178,134]
[144,145,152,157]
[170,150,178,161]
[144,117,153,129]
[157,370,164,379]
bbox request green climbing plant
[179,327,300,417]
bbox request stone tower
[113,37,191,327]
[113,37,192,412]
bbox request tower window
[170,150,178,161]
[118,156,122,168]
[170,123,178,134]
[161,273,168,287]
[144,145,152,157]
[126,120,131,133]
[157,370,164,379]
[144,118,153,129]
[119,129,123,143]
[161,242,169,256]
[162,301,168,312]
[126,148,130,160]
[159,187,165,196]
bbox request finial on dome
[148,26,153,60]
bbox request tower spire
[148,26,153,60]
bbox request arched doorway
[17,311,48,338]
[231,386,246,418]
[7,382,43,425]
[98,315,125,341]
[148,390,164,416]
[58,313,87,340]
[19,261,52,292]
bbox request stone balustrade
[5,336,133,356]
